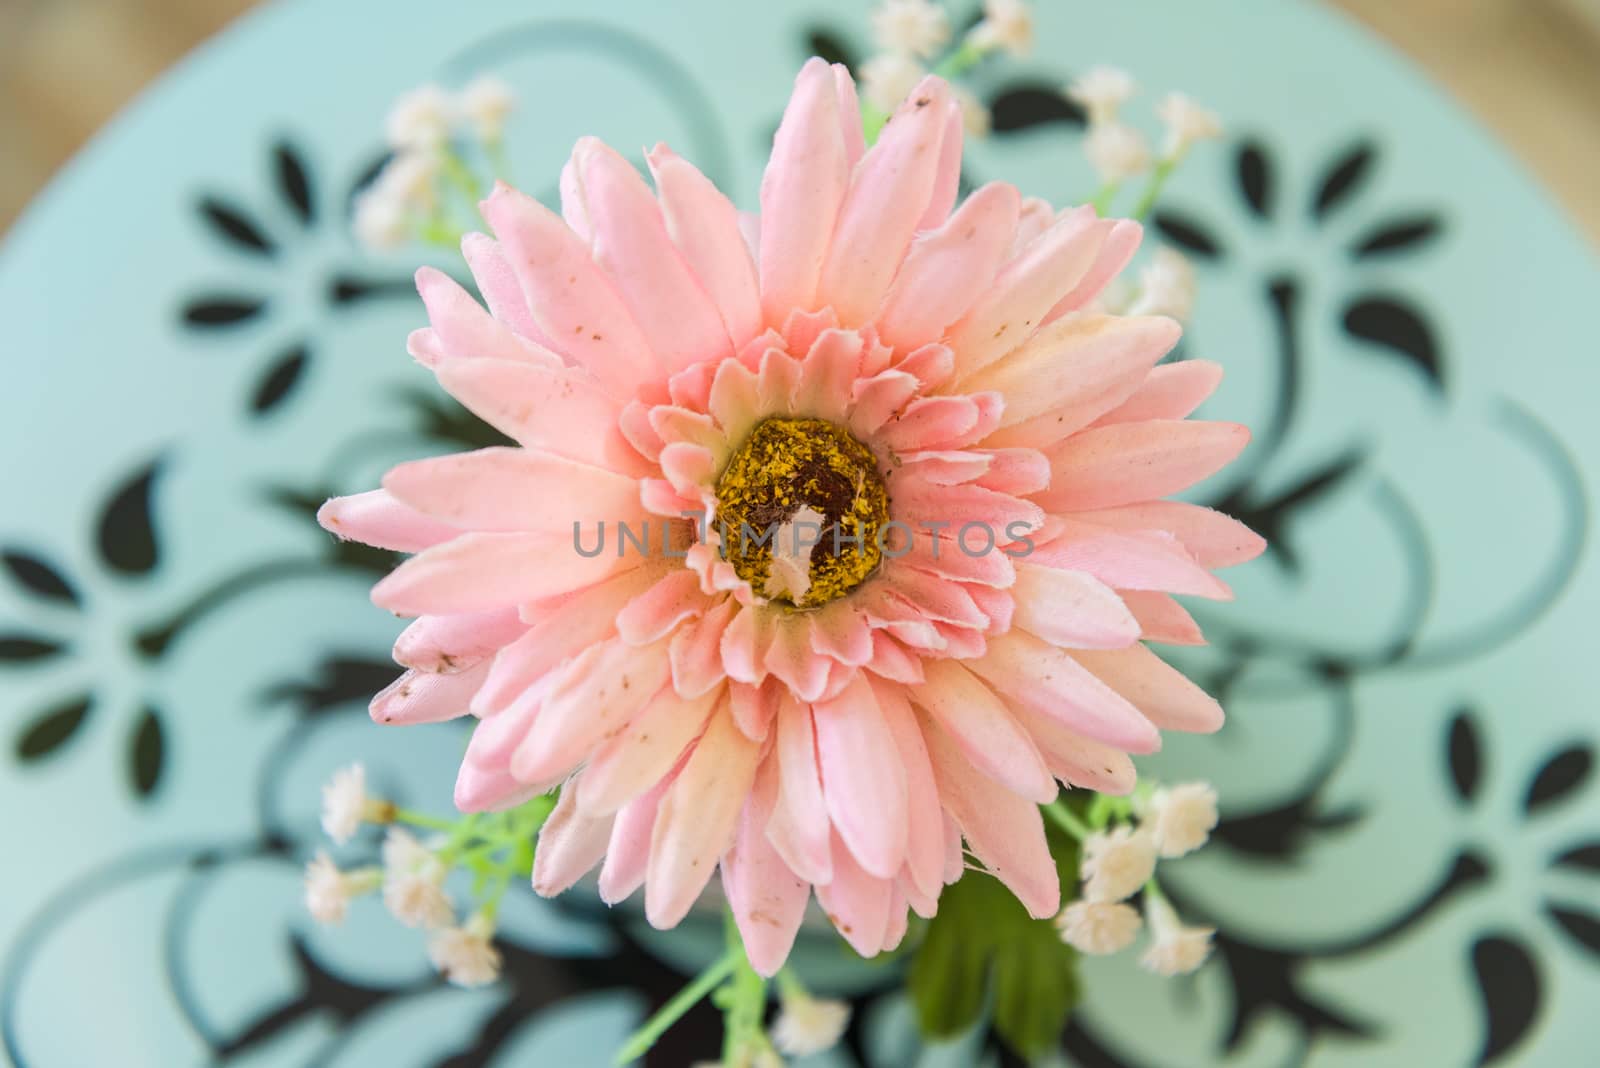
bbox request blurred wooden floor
[3,0,1600,239]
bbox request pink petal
[877,395,977,452]
[1093,359,1223,425]
[847,369,922,437]
[720,604,775,685]
[383,447,645,533]
[881,568,989,630]
[913,659,1055,803]
[866,632,925,684]
[393,608,527,674]
[317,489,457,552]
[569,138,732,373]
[647,144,763,348]
[760,59,850,326]
[1036,420,1251,512]
[480,183,658,397]
[880,882,911,953]
[369,662,491,726]
[809,601,875,666]
[372,532,632,616]
[916,102,964,231]
[970,314,1180,441]
[454,763,541,813]
[646,704,761,928]
[813,674,909,879]
[1008,702,1137,794]
[921,714,1060,918]
[791,329,864,423]
[707,356,763,447]
[1070,646,1225,733]
[1028,520,1232,600]
[1046,218,1143,320]
[462,685,545,772]
[532,786,613,896]
[415,266,558,366]
[722,758,809,976]
[598,771,673,904]
[766,694,833,884]
[832,63,866,168]
[1011,561,1140,649]
[460,232,548,344]
[897,450,993,485]
[944,207,1108,378]
[669,597,738,697]
[577,684,719,815]
[869,678,945,900]
[511,639,671,782]
[474,566,662,712]
[893,532,1016,588]
[888,474,1044,536]
[728,680,778,742]
[1073,501,1266,570]
[974,448,1051,496]
[816,77,952,326]
[765,617,831,702]
[1122,590,1205,645]
[616,569,713,646]
[967,629,1159,753]
[814,833,893,956]
[893,343,956,390]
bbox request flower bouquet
[305,1,1262,1062]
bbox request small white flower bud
[1156,92,1222,162]
[381,828,454,929]
[953,84,991,137]
[1067,66,1137,126]
[1140,893,1214,976]
[1080,825,1158,903]
[1085,121,1152,185]
[320,763,375,843]
[871,0,951,59]
[1129,248,1198,322]
[457,76,517,142]
[428,912,502,987]
[303,852,380,925]
[375,151,440,212]
[970,0,1034,57]
[1142,780,1218,857]
[772,989,851,1056]
[1056,900,1142,954]
[353,189,410,251]
[385,84,453,152]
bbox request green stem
[1090,179,1122,217]
[390,807,458,833]
[935,39,986,79]
[1130,158,1177,221]
[1044,800,1092,840]
[720,909,769,1062]
[614,949,739,1065]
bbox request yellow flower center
[714,417,889,609]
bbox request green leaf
[906,798,1088,1058]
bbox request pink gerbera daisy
[319,59,1263,975]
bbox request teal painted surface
[0,1,1595,1064]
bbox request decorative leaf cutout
[1236,140,1273,219]
[263,655,398,716]
[16,696,91,760]
[1470,935,1541,1065]
[274,141,315,226]
[1447,709,1482,805]
[182,296,267,328]
[1551,843,1600,874]
[1524,744,1593,814]
[1342,295,1444,393]
[0,635,64,661]
[804,27,858,70]
[1548,905,1600,958]
[250,343,310,415]
[1152,209,1224,260]
[988,84,1083,133]
[1312,140,1377,220]
[1351,213,1444,258]
[2,550,79,606]
[1215,448,1365,574]
[130,706,165,798]
[197,196,275,255]
[97,459,162,575]
[328,273,418,305]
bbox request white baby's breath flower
[1080,824,1158,902]
[1142,781,1218,857]
[1129,248,1197,322]
[871,0,951,59]
[353,188,410,251]
[772,990,851,1056]
[385,84,453,151]
[1156,92,1222,161]
[375,151,440,212]
[320,763,374,843]
[1067,65,1136,126]
[953,84,991,137]
[428,912,502,987]
[1140,893,1215,976]
[1085,121,1152,184]
[860,52,927,114]
[303,852,380,925]
[457,75,516,142]
[1056,900,1142,954]
[381,828,454,929]
[970,0,1034,57]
